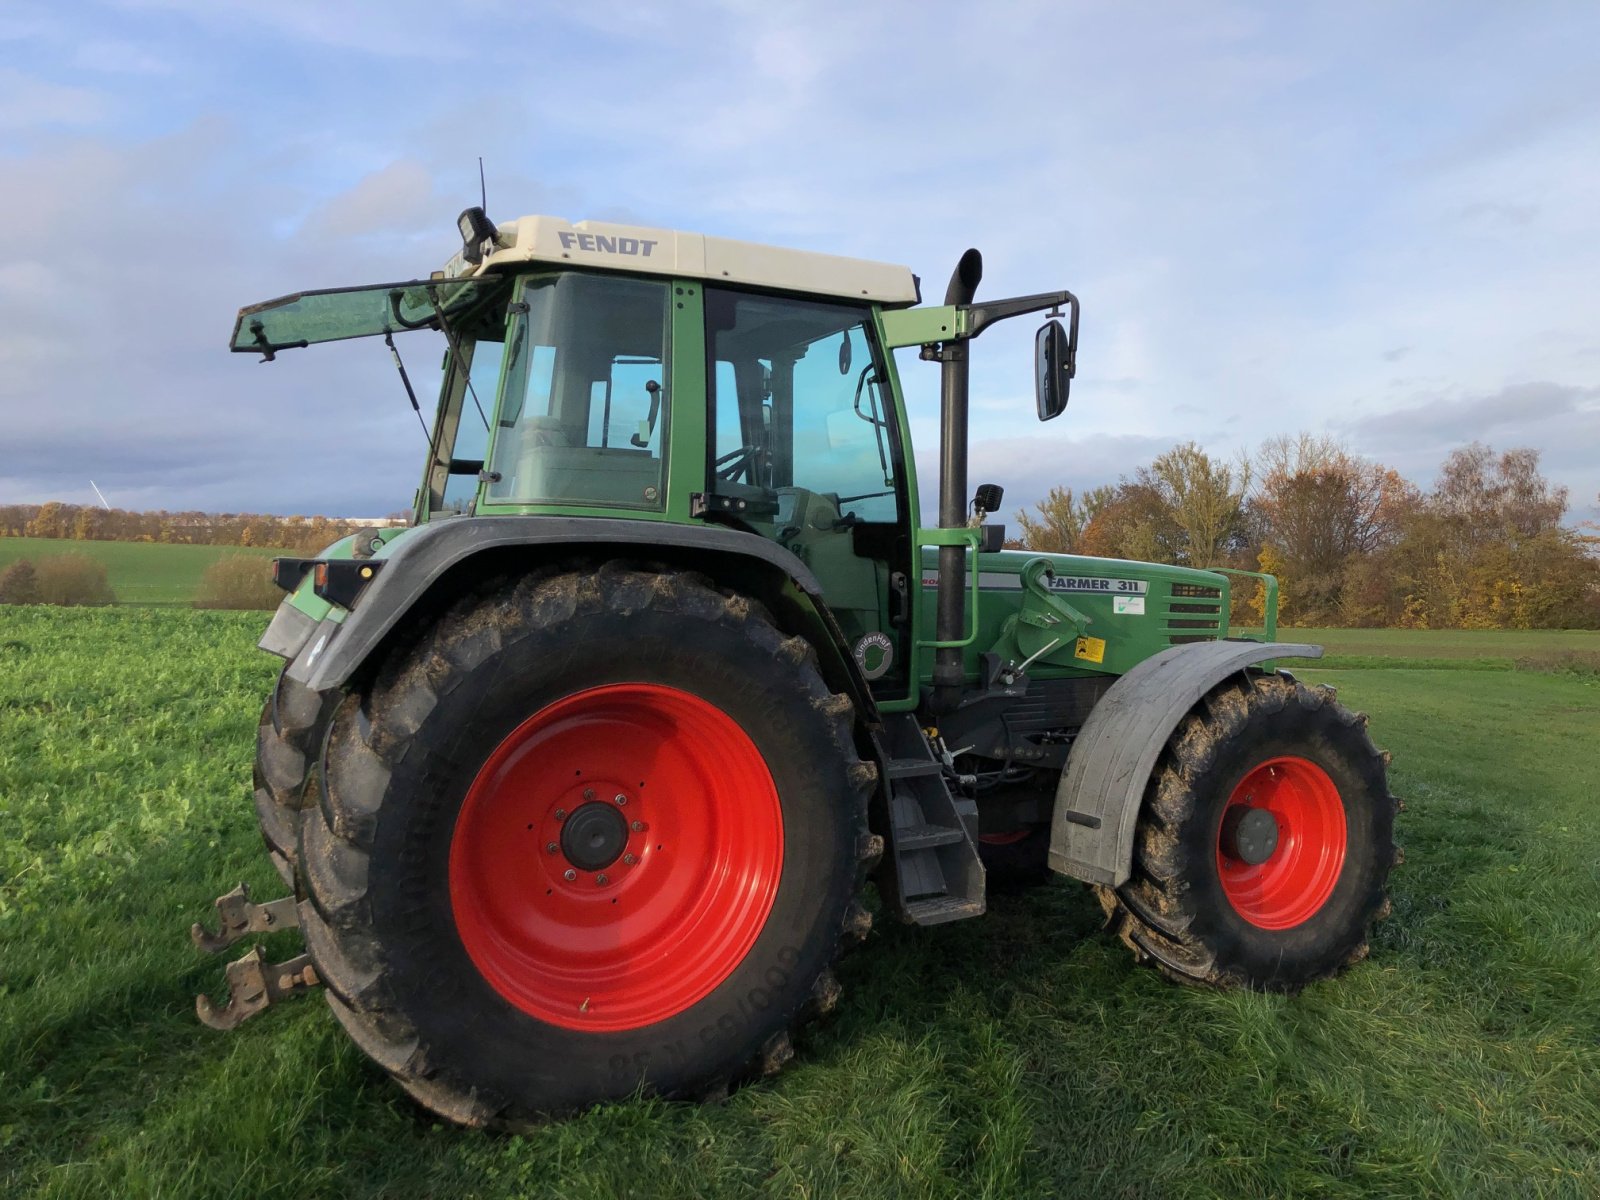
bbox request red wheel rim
[979,830,1033,846]
[449,683,783,1031]
[1216,755,1346,930]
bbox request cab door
[704,288,913,693]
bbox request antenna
[89,480,111,511]
[478,157,487,211]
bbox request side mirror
[1035,318,1074,421]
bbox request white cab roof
[443,215,921,307]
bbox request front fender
[1048,640,1324,887]
[277,516,873,715]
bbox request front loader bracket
[191,882,299,954]
[196,945,320,1031]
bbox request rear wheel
[1097,673,1398,991]
[298,564,878,1125]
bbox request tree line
[1010,438,1600,629]
[0,503,385,555]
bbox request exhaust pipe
[932,249,983,713]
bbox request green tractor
[194,210,1398,1126]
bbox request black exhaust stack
[932,248,983,713]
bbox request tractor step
[895,823,968,852]
[885,757,943,779]
[191,882,299,954]
[195,945,321,1031]
[880,714,986,925]
[903,895,985,925]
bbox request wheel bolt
[583,788,595,800]
[614,793,628,806]
[554,808,567,820]
[623,853,637,866]
[630,820,646,832]
[595,874,609,886]
[545,842,558,854]
[563,868,577,881]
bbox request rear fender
[1048,640,1324,887]
[276,516,878,721]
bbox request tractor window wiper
[426,284,490,432]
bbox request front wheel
[1097,673,1398,991]
[296,564,877,1125]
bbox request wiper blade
[248,319,307,363]
[426,283,490,431]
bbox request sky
[1,0,1597,526]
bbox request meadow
[1,608,1597,1198]
[0,538,281,606]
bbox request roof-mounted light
[456,206,497,266]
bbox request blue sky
[1,0,1597,524]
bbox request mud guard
[273,516,874,715]
[1048,640,1324,887]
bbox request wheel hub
[559,801,628,872]
[1219,805,1279,865]
[1215,756,1348,930]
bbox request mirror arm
[962,289,1077,338]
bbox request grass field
[2,611,1597,1198]
[0,537,281,605]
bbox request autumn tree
[1013,486,1091,552]
[1251,434,1418,624]
[1138,442,1251,568]
[1387,444,1598,629]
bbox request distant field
[0,536,281,605]
[1277,626,1600,670]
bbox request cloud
[1459,201,1538,228]
[302,159,440,239]
[1342,381,1599,450]
[0,67,105,131]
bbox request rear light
[270,558,315,592]
[311,559,384,609]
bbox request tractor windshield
[229,278,501,357]
[485,271,672,511]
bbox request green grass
[2,609,1598,1198]
[1230,625,1600,671]
[0,537,282,606]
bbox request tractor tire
[1096,672,1397,992]
[296,564,879,1126]
[253,668,331,889]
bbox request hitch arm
[195,946,320,1032]
[191,882,299,954]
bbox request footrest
[895,823,967,852]
[903,896,986,925]
[885,757,943,779]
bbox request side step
[881,714,985,925]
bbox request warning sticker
[1074,635,1107,664]
[1113,595,1146,615]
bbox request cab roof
[443,214,922,307]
